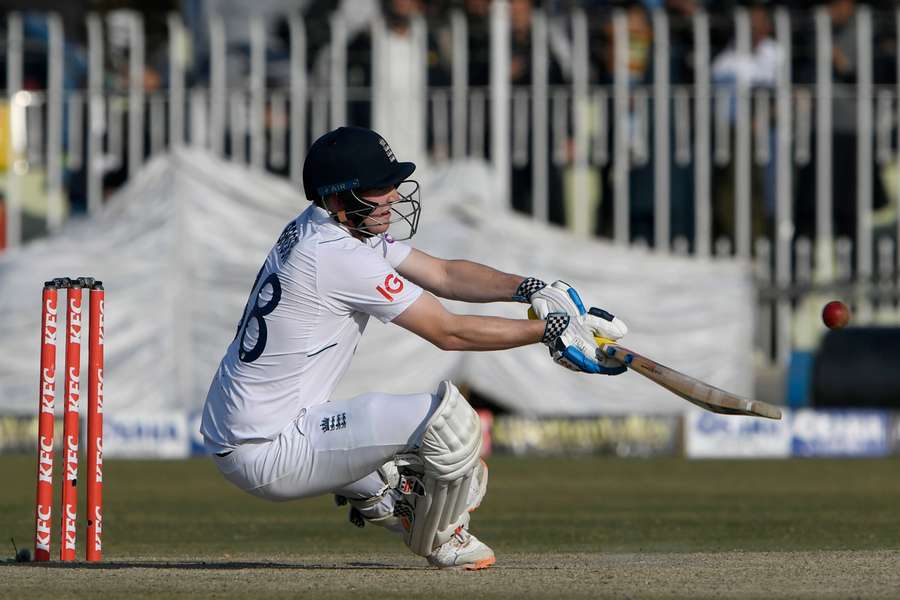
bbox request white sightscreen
[0,150,754,419]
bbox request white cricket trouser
[212,391,439,507]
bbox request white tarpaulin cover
[0,149,755,423]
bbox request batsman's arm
[397,248,525,303]
[393,290,545,351]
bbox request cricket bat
[527,308,782,419]
[594,337,782,420]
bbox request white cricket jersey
[200,205,423,451]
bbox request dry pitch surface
[2,456,899,599]
[4,550,900,599]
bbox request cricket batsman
[200,126,628,569]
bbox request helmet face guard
[330,180,421,241]
[302,127,421,240]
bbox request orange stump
[86,283,104,562]
[34,282,60,562]
[59,281,83,560]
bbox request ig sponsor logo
[375,273,405,301]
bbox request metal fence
[3,3,900,369]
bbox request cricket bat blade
[596,338,783,420]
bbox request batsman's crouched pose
[200,127,629,569]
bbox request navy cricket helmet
[302,127,421,239]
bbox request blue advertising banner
[103,412,191,458]
[685,409,792,458]
[791,410,890,458]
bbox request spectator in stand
[447,0,569,223]
[321,0,448,168]
[463,0,492,89]
[710,1,783,246]
[371,0,435,166]
[508,0,568,225]
[794,0,889,246]
[592,2,658,243]
[664,0,701,85]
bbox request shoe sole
[468,459,488,513]
[435,555,496,571]
[464,556,496,571]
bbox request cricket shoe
[426,527,495,571]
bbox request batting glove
[530,280,628,340]
[541,312,627,376]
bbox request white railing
[3,4,900,367]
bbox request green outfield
[2,455,899,598]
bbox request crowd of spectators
[276,0,899,249]
[2,0,899,250]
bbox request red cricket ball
[822,300,851,330]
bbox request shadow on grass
[4,560,423,571]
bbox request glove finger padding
[585,306,628,341]
[542,313,626,376]
[530,280,586,320]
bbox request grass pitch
[2,455,899,598]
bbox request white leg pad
[403,381,482,556]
